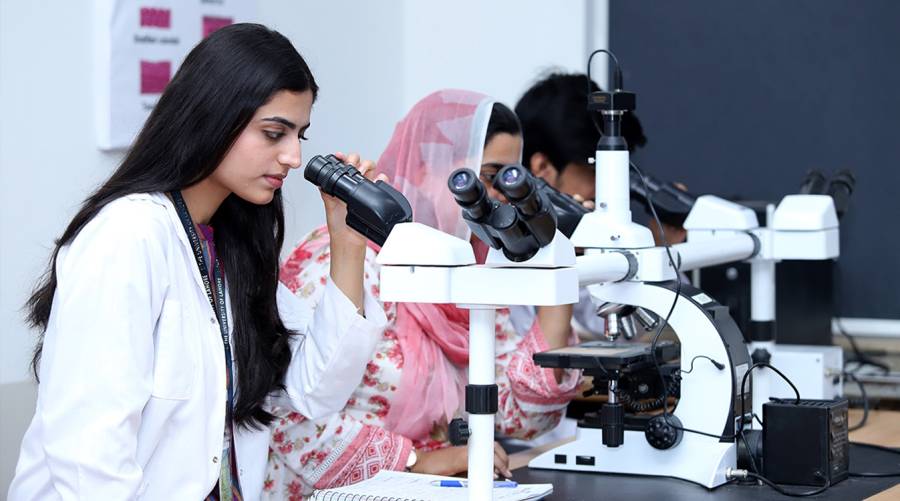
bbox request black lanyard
[169,190,236,417]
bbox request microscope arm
[576,253,633,286]
[670,233,758,272]
[575,231,758,288]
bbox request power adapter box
[763,397,849,486]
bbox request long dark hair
[26,23,318,428]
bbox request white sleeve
[34,205,168,499]
[275,279,386,419]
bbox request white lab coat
[9,193,385,501]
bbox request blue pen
[431,480,518,488]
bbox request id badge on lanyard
[169,191,237,418]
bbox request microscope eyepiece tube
[304,154,365,196]
[448,168,494,220]
[303,154,413,246]
[494,165,542,216]
[449,169,479,202]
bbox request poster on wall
[94,0,257,150]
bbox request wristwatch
[405,448,418,472]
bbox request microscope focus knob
[600,402,625,447]
[751,347,772,365]
[645,414,684,450]
[448,418,471,446]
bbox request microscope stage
[534,340,679,371]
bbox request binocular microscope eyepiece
[449,164,576,262]
[305,154,413,246]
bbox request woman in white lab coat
[9,23,385,500]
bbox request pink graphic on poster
[140,60,171,94]
[140,7,171,28]
[97,1,257,149]
[203,16,233,38]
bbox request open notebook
[310,470,552,501]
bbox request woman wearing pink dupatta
[263,90,581,500]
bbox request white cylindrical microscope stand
[466,306,497,500]
[749,204,778,420]
[750,258,776,420]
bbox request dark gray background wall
[610,0,900,320]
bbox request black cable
[581,48,886,501]
[586,49,622,94]
[586,49,624,135]
[738,427,762,475]
[831,274,882,439]
[741,363,802,406]
[679,355,725,374]
[738,378,898,484]
[602,58,804,447]
[752,413,764,428]
[835,318,890,374]
[837,318,866,370]
[739,362,801,437]
[680,363,800,441]
[731,367,896,493]
[737,413,836,497]
[627,160,735,445]
[833,299,880,433]
[629,160,755,444]
[744,473,831,498]
[629,161,682,420]
[665,361,802,442]
[844,371,869,431]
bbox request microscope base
[528,427,736,488]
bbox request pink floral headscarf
[378,90,500,439]
[378,89,495,241]
[283,90,509,440]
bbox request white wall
[1,1,125,385]
[402,1,590,112]
[273,0,609,254]
[261,0,407,253]
[0,0,607,493]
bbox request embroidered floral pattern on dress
[263,230,580,499]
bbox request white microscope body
[377,223,578,501]
[682,195,843,421]
[528,85,841,486]
[530,116,753,486]
[378,176,840,492]
[378,75,841,494]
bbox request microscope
[305,77,843,490]
[527,55,841,487]
[630,171,845,424]
[523,76,750,487]
[376,164,579,501]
